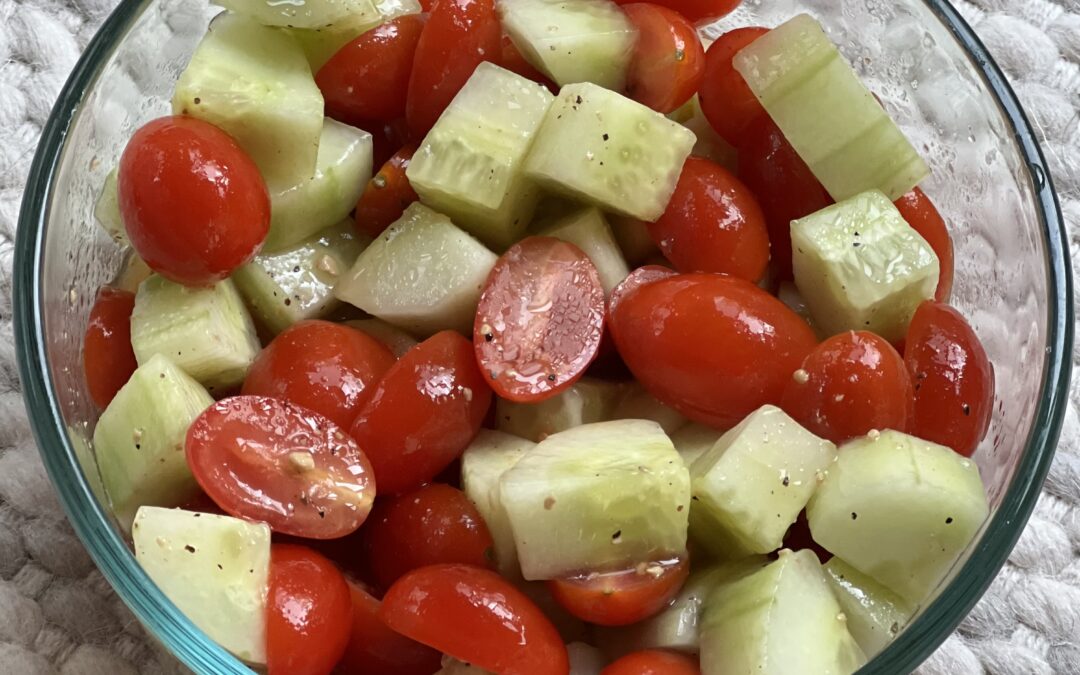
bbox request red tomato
[647,156,769,281]
[602,650,700,675]
[610,273,817,429]
[614,0,741,23]
[83,287,137,408]
[338,581,443,675]
[548,558,688,626]
[381,564,569,675]
[363,483,494,588]
[474,237,605,403]
[186,396,376,538]
[894,188,954,302]
[608,265,677,319]
[904,301,994,457]
[316,16,426,126]
[622,4,705,114]
[242,320,396,430]
[406,0,501,137]
[369,118,413,169]
[117,116,269,286]
[355,146,419,238]
[781,331,914,445]
[698,27,768,146]
[267,544,352,675]
[500,35,556,90]
[350,331,492,494]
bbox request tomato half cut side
[698,27,769,146]
[622,4,705,114]
[83,286,138,409]
[186,395,376,539]
[355,145,420,238]
[548,558,689,626]
[339,580,443,675]
[601,650,701,675]
[894,187,954,302]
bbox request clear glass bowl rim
[12,0,1074,672]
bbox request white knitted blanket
[0,0,1076,672]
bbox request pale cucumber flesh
[536,206,630,295]
[670,423,722,468]
[822,557,915,657]
[495,376,625,442]
[609,215,659,266]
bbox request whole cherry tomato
[894,188,954,302]
[548,558,688,626]
[614,0,742,23]
[337,581,443,675]
[83,287,137,408]
[622,4,705,114]
[602,650,700,675]
[698,27,769,146]
[608,265,677,319]
[355,146,419,238]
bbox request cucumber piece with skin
[342,318,418,357]
[807,430,988,605]
[495,376,624,442]
[94,167,126,245]
[733,14,928,202]
[524,82,696,222]
[791,190,938,343]
[537,206,630,295]
[612,383,688,435]
[133,507,270,664]
[670,423,722,468]
[823,557,915,657]
[215,0,376,29]
[287,0,421,71]
[500,419,690,580]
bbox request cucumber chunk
[131,276,261,393]
[822,557,915,657]
[408,63,554,250]
[733,14,928,202]
[612,383,687,435]
[791,190,938,343]
[700,549,866,675]
[216,0,376,29]
[500,419,690,580]
[133,507,270,664]
[173,13,323,189]
[342,318,419,357]
[497,0,637,90]
[807,430,988,604]
[94,167,126,246]
[437,657,490,675]
[333,202,498,335]
[288,0,421,70]
[537,206,630,294]
[670,423,722,468]
[689,405,836,558]
[93,355,213,529]
[524,83,696,222]
[496,376,624,442]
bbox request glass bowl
[13,0,1073,672]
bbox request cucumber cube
[342,318,419,357]
[496,376,625,442]
[408,63,554,250]
[500,419,690,580]
[807,430,989,604]
[94,167,126,246]
[131,276,261,393]
[524,83,696,222]
[93,355,213,529]
[791,190,939,342]
[733,14,928,202]
[670,423,722,468]
[216,0,377,29]
[537,206,630,294]
[823,557,915,657]
[287,0,421,70]
[133,507,270,664]
[612,383,687,435]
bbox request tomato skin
[611,273,818,429]
[904,301,994,457]
[83,287,138,408]
[698,27,768,146]
[601,650,700,675]
[608,265,677,319]
[355,146,419,238]
[350,331,492,494]
[118,116,269,286]
[614,0,741,23]
[647,157,769,281]
[338,581,443,675]
[186,396,376,539]
[622,4,705,114]
[548,559,688,626]
[381,564,569,675]
[474,237,606,403]
[267,544,353,675]
[363,483,495,589]
[894,188,954,302]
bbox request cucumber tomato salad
[82,0,996,671]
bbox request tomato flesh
[601,650,701,675]
[548,558,688,626]
[355,145,419,238]
[698,27,769,146]
[622,4,705,114]
[894,188,954,302]
[338,581,443,675]
[83,286,137,409]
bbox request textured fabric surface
[0,0,1077,672]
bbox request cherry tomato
[602,650,700,675]
[622,4,705,114]
[267,544,352,675]
[614,0,741,23]
[381,564,569,675]
[406,0,501,137]
[500,35,556,90]
[647,157,769,281]
[608,265,676,318]
[894,188,954,302]
[698,27,768,146]
[548,558,688,626]
[316,15,426,126]
[611,273,817,429]
[338,581,443,675]
[350,331,492,494]
[117,116,269,286]
[474,237,605,403]
[369,118,413,169]
[242,320,396,430]
[355,146,419,238]
[781,331,913,445]
[904,301,994,457]
[186,395,375,538]
[82,287,137,409]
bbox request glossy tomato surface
[338,581,443,675]
[608,265,677,319]
[895,188,954,302]
[83,286,137,408]
[622,4,705,114]
[615,0,741,23]
[698,27,768,146]
[601,650,700,675]
[549,559,688,626]
[355,145,419,238]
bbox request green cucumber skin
[495,377,625,442]
[822,557,914,658]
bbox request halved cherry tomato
[186,395,375,538]
[242,320,396,430]
[548,558,688,626]
[338,581,443,675]
[611,273,817,429]
[381,564,569,675]
[781,331,913,445]
[894,188,954,302]
[406,0,501,137]
[350,331,492,494]
[474,237,605,403]
[83,287,137,408]
[647,156,769,281]
[601,650,700,675]
[615,0,741,23]
[118,116,269,286]
[608,265,677,318]
[622,4,705,114]
[355,146,419,238]
[500,35,556,91]
[698,27,768,146]
[267,544,352,675]
[904,301,994,457]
